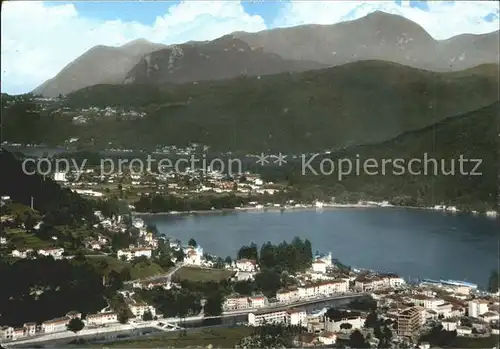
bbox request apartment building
[126,299,156,318]
[42,317,71,333]
[248,308,307,327]
[355,274,406,292]
[0,326,14,340]
[86,312,118,326]
[397,306,424,337]
[410,295,445,311]
[249,295,267,308]
[223,294,268,310]
[224,295,252,310]
[277,287,300,303]
[435,303,453,318]
[276,280,348,303]
[468,299,489,318]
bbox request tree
[365,309,379,328]
[67,318,85,333]
[488,270,499,293]
[117,310,129,324]
[340,323,353,330]
[234,280,255,296]
[188,238,197,248]
[224,256,232,265]
[255,269,282,298]
[174,248,185,262]
[204,292,223,317]
[348,330,370,348]
[142,310,153,321]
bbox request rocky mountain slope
[233,11,499,72]
[124,35,326,85]
[32,39,166,97]
[33,12,499,96]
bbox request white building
[441,319,459,331]
[324,310,365,332]
[314,252,332,265]
[53,172,67,182]
[355,274,405,291]
[435,303,453,318]
[42,317,71,333]
[128,301,156,318]
[23,323,36,336]
[11,249,33,258]
[234,259,258,272]
[132,218,145,229]
[1,326,14,340]
[468,299,489,318]
[410,295,445,311]
[117,247,152,261]
[248,309,307,327]
[248,295,267,308]
[456,326,472,336]
[276,280,348,303]
[38,248,65,258]
[183,245,203,265]
[86,312,118,326]
[318,331,337,345]
[479,311,499,323]
[224,295,251,311]
[312,260,328,274]
[277,288,300,303]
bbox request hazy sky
[1,0,499,94]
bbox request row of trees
[237,237,313,274]
[134,194,249,213]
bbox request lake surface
[142,208,499,288]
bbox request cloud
[0,1,266,94]
[273,1,499,40]
[1,1,498,95]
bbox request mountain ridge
[15,60,497,153]
[32,11,499,97]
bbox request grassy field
[5,228,53,249]
[87,326,253,348]
[83,255,165,279]
[173,266,235,282]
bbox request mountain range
[32,11,499,97]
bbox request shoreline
[132,204,498,218]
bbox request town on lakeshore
[1,198,499,349]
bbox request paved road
[165,293,367,323]
[2,293,367,347]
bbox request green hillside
[4,61,498,152]
[283,102,499,209]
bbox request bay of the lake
[141,208,499,288]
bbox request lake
[141,208,499,288]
